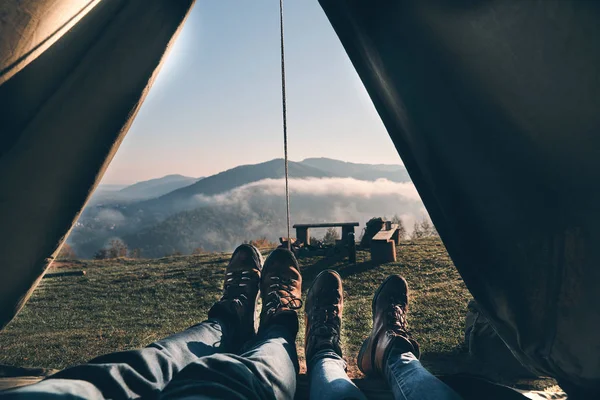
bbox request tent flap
[319,0,600,394]
[0,0,195,330]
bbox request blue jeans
[308,349,462,400]
[385,350,463,400]
[308,350,366,400]
[0,317,299,400]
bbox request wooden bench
[293,222,359,247]
[371,223,401,263]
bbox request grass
[0,238,560,391]
[0,239,470,378]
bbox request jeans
[308,350,366,400]
[2,320,461,400]
[385,350,463,400]
[307,349,462,400]
[0,316,299,400]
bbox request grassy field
[1,239,471,379]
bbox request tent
[1,0,600,396]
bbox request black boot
[358,275,420,376]
[305,270,344,367]
[208,244,262,351]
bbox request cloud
[95,209,125,223]
[195,177,421,203]
[245,178,421,200]
[191,177,428,236]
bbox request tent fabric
[0,0,195,330]
[319,0,600,395]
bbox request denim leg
[385,351,463,400]
[308,350,366,400]
[159,315,299,400]
[0,319,228,400]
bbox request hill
[119,158,410,223]
[301,158,410,182]
[131,159,331,218]
[120,180,424,257]
[89,175,200,205]
[124,202,284,257]
[69,157,418,258]
[118,174,200,199]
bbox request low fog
[70,178,430,257]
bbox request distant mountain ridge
[130,159,332,219]
[90,174,201,205]
[131,158,408,217]
[70,157,413,257]
[300,158,409,182]
[119,174,200,199]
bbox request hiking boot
[259,248,303,331]
[358,275,420,376]
[208,244,263,350]
[305,270,343,366]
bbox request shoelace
[220,270,254,306]
[263,276,303,316]
[387,300,409,336]
[311,299,341,338]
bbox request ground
[0,239,555,391]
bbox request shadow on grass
[299,253,380,291]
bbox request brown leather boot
[259,248,303,330]
[305,270,343,365]
[358,275,420,376]
[208,244,263,349]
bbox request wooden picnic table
[293,222,359,246]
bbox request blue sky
[102,1,402,185]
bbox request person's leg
[1,244,264,400]
[308,350,366,400]
[159,313,299,400]
[158,248,303,400]
[385,350,462,400]
[0,319,228,400]
[305,270,366,400]
[358,275,463,400]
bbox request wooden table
[293,222,359,246]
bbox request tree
[322,227,340,245]
[94,248,109,260]
[391,214,406,240]
[57,243,77,260]
[411,220,425,240]
[411,216,439,239]
[129,248,142,258]
[248,237,278,249]
[192,247,207,255]
[419,218,434,237]
[107,239,128,258]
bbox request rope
[279,0,291,251]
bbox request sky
[102,1,402,185]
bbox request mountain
[97,183,128,191]
[122,179,424,257]
[127,158,409,219]
[300,158,409,182]
[69,157,419,258]
[128,159,332,219]
[124,202,283,257]
[119,174,200,200]
[88,175,200,205]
